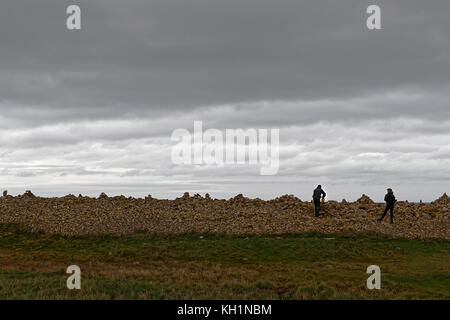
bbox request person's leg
[379,205,389,221]
[314,199,320,216]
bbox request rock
[0,192,448,240]
[23,190,36,198]
[98,192,109,199]
[356,194,375,204]
[432,193,449,205]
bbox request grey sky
[0,0,449,201]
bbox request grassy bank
[0,224,448,299]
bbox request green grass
[0,224,448,299]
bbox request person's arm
[384,194,388,202]
[322,190,326,198]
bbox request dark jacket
[313,187,326,200]
[384,191,396,206]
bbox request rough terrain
[0,191,448,239]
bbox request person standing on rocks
[313,185,326,217]
[378,188,397,224]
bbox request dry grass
[0,223,449,299]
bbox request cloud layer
[0,0,449,201]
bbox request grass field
[0,223,448,299]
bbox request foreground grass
[0,224,448,299]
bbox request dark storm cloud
[0,0,449,201]
[1,0,449,118]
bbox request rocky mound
[356,194,375,204]
[0,191,448,239]
[432,193,449,205]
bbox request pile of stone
[0,191,448,239]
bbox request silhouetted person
[313,185,326,217]
[378,188,396,224]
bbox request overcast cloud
[0,0,449,201]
